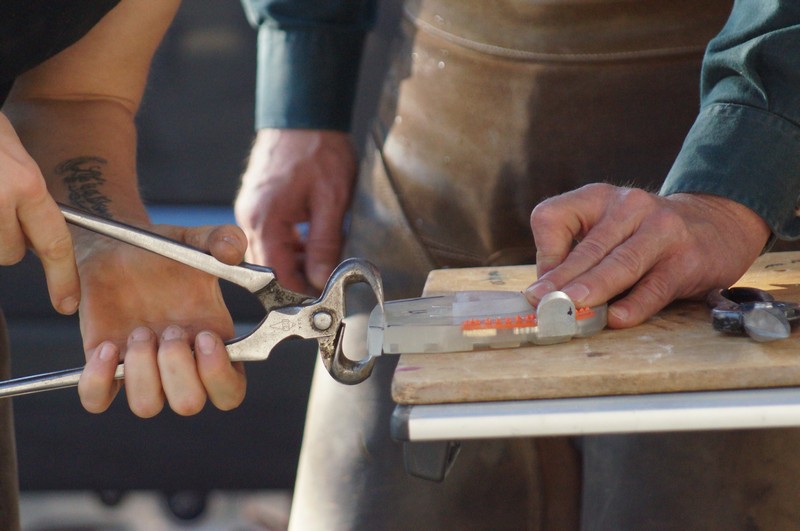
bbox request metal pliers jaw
[321,260,384,384]
[228,258,384,385]
[707,287,800,342]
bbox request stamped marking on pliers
[271,320,295,332]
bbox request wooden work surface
[391,251,800,405]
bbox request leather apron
[291,3,735,530]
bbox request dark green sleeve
[241,0,377,131]
[661,1,800,240]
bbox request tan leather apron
[292,3,735,530]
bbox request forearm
[4,97,148,225]
[1,0,179,225]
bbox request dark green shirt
[661,1,800,241]
[240,0,376,131]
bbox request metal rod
[60,204,275,293]
[0,364,124,398]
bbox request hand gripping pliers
[0,205,384,398]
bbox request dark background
[136,1,256,205]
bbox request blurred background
[1,0,399,528]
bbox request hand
[0,112,79,314]
[235,128,356,294]
[76,222,248,418]
[526,183,771,328]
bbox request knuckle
[78,380,112,414]
[635,274,675,309]
[572,237,608,264]
[617,186,651,206]
[38,229,74,262]
[607,245,646,280]
[201,369,246,411]
[0,246,26,266]
[0,173,46,213]
[16,151,40,174]
[170,395,206,417]
[530,201,566,235]
[199,362,227,382]
[214,391,245,412]
[530,199,557,223]
[14,168,48,200]
[610,187,653,220]
[614,188,655,218]
[129,397,164,419]
[80,398,108,414]
[649,207,688,238]
[581,182,614,196]
[678,250,705,271]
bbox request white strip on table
[391,387,800,441]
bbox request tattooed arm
[2,0,247,416]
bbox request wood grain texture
[392,252,800,405]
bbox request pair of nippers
[0,205,384,398]
[707,287,800,342]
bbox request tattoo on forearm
[57,156,112,217]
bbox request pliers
[0,205,384,398]
[707,286,800,342]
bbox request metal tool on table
[708,287,800,342]
[367,289,608,356]
[0,205,384,398]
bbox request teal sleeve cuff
[255,26,366,131]
[660,103,800,240]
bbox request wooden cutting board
[391,251,800,405]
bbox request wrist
[670,192,771,254]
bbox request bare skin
[526,183,771,328]
[235,128,357,294]
[0,113,78,314]
[75,221,247,417]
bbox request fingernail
[98,343,118,362]
[128,327,152,345]
[609,305,629,322]
[60,296,79,314]
[563,283,590,303]
[196,332,216,355]
[525,280,555,301]
[162,325,184,341]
